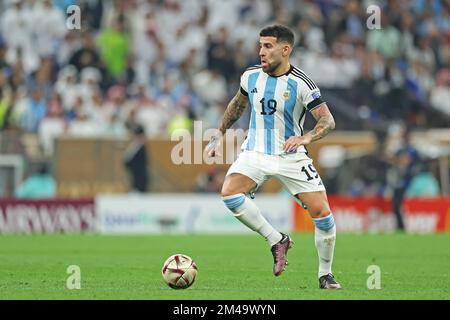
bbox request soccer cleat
[319,273,342,289]
[270,233,293,276]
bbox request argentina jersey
[239,65,325,155]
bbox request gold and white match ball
[161,254,198,289]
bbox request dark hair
[259,25,294,46]
[133,124,145,136]
[37,163,49,175]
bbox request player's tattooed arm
[283,102,335,152]
[218,91,249,135]
[206,90,249,157]
[307,102,335,142]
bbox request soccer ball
[161,254,198,289]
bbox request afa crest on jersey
[283,90,291,100]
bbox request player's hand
[205,134,223,157]
[283,134,312,153]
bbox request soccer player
[205,25,341,289]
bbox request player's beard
[263,60,281,75]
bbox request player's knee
[220,179,230,197]
[220,187,235,198]
[221,181,241,197]
[220,188,230,197]
[310,207,332,219]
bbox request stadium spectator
[78,67,103,108]
[97,15,130,81]
[38,97,66,156]
[386,129,420,231]
[123,124,150,193]
[0,87,13,130]
[1,0,449,139]
[32,0,67,57]
[0,40,10,70]
[55,64,79,113]
[130,87,171,137]
[86,89,108,126]
[28,57,54,101]
[15,163,56,199]
[0,0,448,196]
[102,0,132,31]
[1,0,39,75]
[430,68,450,116]
[206,27,235,82]
[340,0,365,45]
[102,84,131,125]
[78,0,104,31]
[192,68,227,108]
[296,15,326,53]
[131,9,161,85]
[66,95,100,136]
[366,14,402,59]
[15,86,48,133]
[68,32,101,72]
[405,161,441,198]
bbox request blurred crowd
[1,0,450,151]
[0,0,449,196]
[328,125,441,198]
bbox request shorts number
[260,98,277,115]
[301,164,319,181]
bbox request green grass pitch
[0,233,449,299]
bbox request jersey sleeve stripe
[298,70,318,89]
[291,70,317,90]
[292,67,317,90]
[291,72,314,90]
[292,67,316,84]
[240,86,248,96]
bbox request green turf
[0,233,449,299]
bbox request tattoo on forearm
[219,94,248,134]
[309,115,335,142]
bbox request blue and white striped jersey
[240,65,325,155]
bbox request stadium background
[0,0,450,300]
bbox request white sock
[222,193,282,246]
[313,214,336,278]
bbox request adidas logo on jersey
[250,88,258,93]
